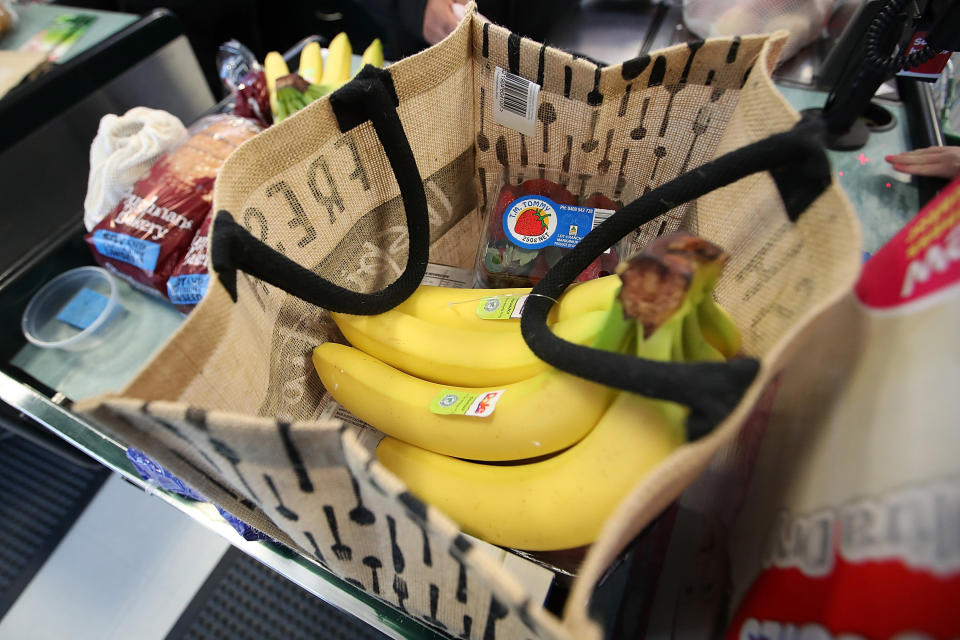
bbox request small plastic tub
[22,266,123,351]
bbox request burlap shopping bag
[76,5,862,638]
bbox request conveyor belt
[0,433,109,617]
[165,547,390,640]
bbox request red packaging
[85,115,261,298]
[166,212,214,313]
[725,176,960,639]
[234,69,272,127]
[475,168,642,288]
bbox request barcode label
[493,67,539,136]
[592,208,615,254]
[591,208,614,230]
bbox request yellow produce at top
[321,32,352,86]
[298,41,323,84]
[263,51,289,117]
[360,38,384,69]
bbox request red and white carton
[725,177,960,638]
[896,33,954,81]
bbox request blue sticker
[126,448,205,501]
[92,230,161,273]
[167,273,210,305]
[503,196,610,250]
[56,288,110,330]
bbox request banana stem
[634,309,689,426]
[592,297,633,353]
[682,307,725,362]
[637,314,677,361]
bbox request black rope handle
[521,117,832,440]
[211,65,430,315]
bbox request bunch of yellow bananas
[312,233,742,550]
[264,34,384,123]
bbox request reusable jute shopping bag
[77,5,861,638]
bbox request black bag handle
[521,117,832,440]
[210,65,430,315]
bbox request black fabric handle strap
[211,65,430,315]
[521,117,831,440]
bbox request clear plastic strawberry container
[475,168,637,288]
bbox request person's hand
[885,146,960,180]
[423,0,465,44]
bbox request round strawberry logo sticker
[504,196,558,249]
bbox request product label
[855,176,960,312]
[727,477,960,640]
[476,294,528,320]
[166,273,210,306]
[178,233,209,270]
[422,263,474,288]
[429,389,506,417]
[503,195,612,251]
[113,193,195,242]
[91,230,161,273]
[56,287,110,330]
[493,67,539,136]
[896,32,953,80]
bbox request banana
[375,231,742,550]
[392,285,531,333]
[682,305,725,361]
[313,342,615,461]
[677,275,725,362]
[330,309,607,387]
[698,294,741,358]
[392,278,615,333]
[275,85,307,122]
[376,316,687,550]
[554,274,621,321]
[321,32,352,86]
[263,51,288,120]
[359,38,384,70]
[298,41,323,84]
[303,82,335,101]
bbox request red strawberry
[599,247,620,275]
[521,178,576,205]
[552,186,577,206]
[495,185,520,216]
[575,256,606,283]
[582,193,619,211]
[514,206,549,236]
[520,178,554,197]
[528,255,551,283]
[488,185,520,242]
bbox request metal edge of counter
[0,9,183,152]
[0,369,451,640]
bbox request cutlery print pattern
[303,530,328,567]
[263,473,298,521]
[392,574,410,613]
[348,474,375,525]
[362,555,382,594]
[323,505,352,561]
